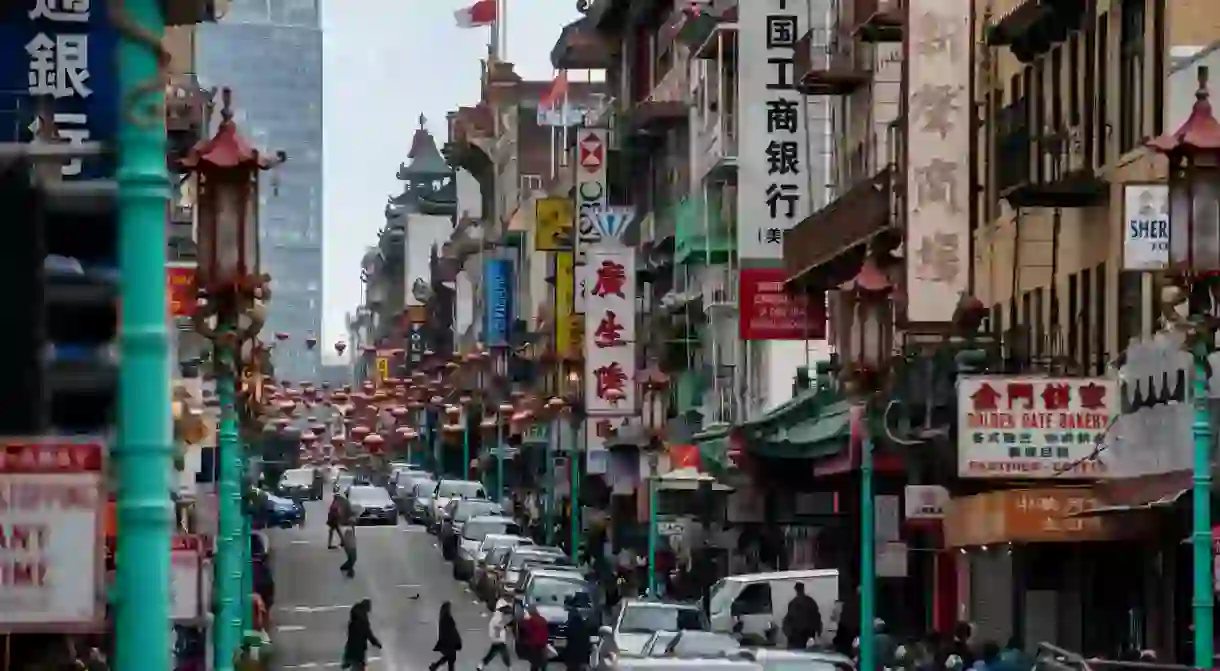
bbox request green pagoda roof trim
[399,113,452,177]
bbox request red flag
[540,70,569,110]
[454,0,496,28]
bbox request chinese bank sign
[0,0,119,179]
[957,376,1119,479]
[483,259,513,347]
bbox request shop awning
[1067,470,1193,516]
[944,486,1151,548]
[783,167,894,289]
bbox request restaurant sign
[957,376,1118,478]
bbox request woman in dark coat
[342,599,381,671]
[428,601,463,671]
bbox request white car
[429,479,486,532]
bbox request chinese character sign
[0,0,118,179]
[905,0,971,321]
[584,248,635,415]
[738,0,812,261]
[957,376,1119,478]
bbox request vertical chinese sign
[483,258,513,347]
[738,0,812,262]
[405,305,427,374]
[905,0,971,322]
[0,440,104,626]
[573,129,608,316]
[535,197,574,253]
[166,262,197,318]
[957,376,1119,478]
[554,251,583,359]
[0,0,118,179]
[584,207,637,470]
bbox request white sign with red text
[0,440,103,626]
[957,376,1118,478]
[584,245,636,416]
[171,535,202,621]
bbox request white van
[706,569,840,647]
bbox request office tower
[196,0,324,382]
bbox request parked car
[347,485,398,526]
[593,599,709,669]
[513,570,598,655]
[475,545,514,605]
[440,498,503,560]
[254,492,305,529]
[429,479,487,533]
[496,546,571,601]
[453,516,523,580]
[405,478,438,524]
[278,467,322,501]
[386,464,421,493]
[740,648,853,671]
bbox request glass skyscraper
[197,0,324,382]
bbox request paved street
[268,495,518,671]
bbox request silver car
[429,479,487,533]
[406,479,437,524]
[453,517,523,580]
[595,600,709,668]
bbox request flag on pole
[454,0,497,28]
[540,70,569,111]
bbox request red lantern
[305,335,318,349]
[335,341,347,355]
[274,332,289,341]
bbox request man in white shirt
[476,601,513,671]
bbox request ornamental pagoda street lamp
[1147,65,1220,669]
[180,88,283,671]
[833,258,894,671]
[542,396,568,545]
[639,367,670,597]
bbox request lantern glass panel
[1170,163,1220,271]
[214,177,245,283]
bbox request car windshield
[512,552,569,569]
[487,546,512,566]
[281,469,312,485]
[527,578,589,606]
[454,501,500,522]
[413,481,437,496]
[336,474,354,487]
[664,632,739,657]
[349,487,390,505]
[463,519,520,541]
[620,604,707,634]
[438,481,485,499]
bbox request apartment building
[974,0,1220,372]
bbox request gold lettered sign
[536,197,574,251]
[555,252,581,357]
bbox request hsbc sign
[574,129,608,315]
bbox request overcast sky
[320,1,581,363]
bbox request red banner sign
[167,263,197,317]
[738,268,825,340]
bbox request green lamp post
[1147,65,1220,669]
[495,400,514,506]
[181,88,281,671]
[836,266,894,671]
[543,396,567,545]
[460,392,473,479]
[640,368,671,596]
[115,2,172,668]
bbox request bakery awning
[783,167,893,289]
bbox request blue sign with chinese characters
[0,0,119,179]
[483,259,513,347]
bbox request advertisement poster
[0,440,104,626]
[738,268,825,340]
[167,262,197,318]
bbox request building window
[1118,270,1143,348]
[1050,46,1063,132]
[1069,33,1081,126]
[1080,267,1092,371]
[1118,0,1145,154]
[520,174,542,193]
[1094,262,1107,375]
[1152,0,1166,136]
[1068,273,1079,364]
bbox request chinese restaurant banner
[536,197,574,252]
[0,440,104,626]
[167,262,197,318]
[739,267,825,340]
[737,0,813,261]
[905,0,972,322]
[584,246,636,416]
[957,376,1119,479]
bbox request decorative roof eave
[1148,66,1220,155]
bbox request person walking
[476,601,513,671]
[328,495,346,549]
[342,599,381,671]
[562,596,591,671]
[518,604,551,671]
[781,582,822,649]
[428,601,463,671]
[340,525,357,578]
